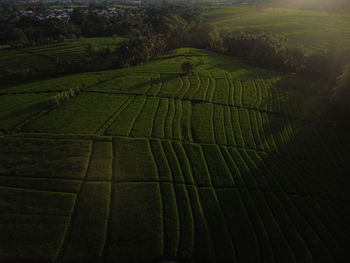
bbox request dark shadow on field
[255,75,350,172]
[229,74,350,260]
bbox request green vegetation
[0,48,349,262]
[205,6,350,53]
[0,93,54,132]
[0,37,126,79]
[181,61,195,76]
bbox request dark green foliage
[181,61,195,76]
[220,32,305,72]
[116,33,166,67]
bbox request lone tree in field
[334,63,350,112]
[181,61,194,76]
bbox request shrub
[53,87,82,106]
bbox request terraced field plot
[0,48,349,262]
[205,6,350,53]
[0,37,126,71]
[0,70,121,132]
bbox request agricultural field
[0,48,349,262]
[0,37,126,72]
[205,6,350,53]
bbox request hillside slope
[0,48,349,263]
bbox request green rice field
[205,6,350,53]
[0,37,126,72]
[0,48,349,262]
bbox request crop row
[0,70,119,94]
[23,93,130,134]
[0,138,103,262]
[91,71,322,122]
[0,136,349,262]
[102,95,350,160]
[112,137,349,201]
[106,136,350,262]
[14,90,350,170]
[0,38,122,72]
[24,43,88,63]
[0,49,48,70]
[18,90,350,167]
[0,93,56,132]
[0,137,92,180]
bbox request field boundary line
[200,144,238,261]
[189,74,202,100]
[179,146,196,260]
[0,211,71,217]
[128,96,148,137]
[102,138,116,258]
[56,140,94,262]
[0,183,78,194]
[15,48,55,62]
[150,97,162,138]
[0,90,61,95]
[149,140,166,258]
[161,140,181,257]
[10,104,58,134]
[95,96,133,135]
[220,147,266,261]
[83,90,339,130]
[6,132,350,168]
[236,150,300,262]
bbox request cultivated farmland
[0,48,349,262]
[205,6,350,53]
[0,37,126,72]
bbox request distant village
[0,0,143,23]
[0,6,137,23]
[0,0,251,23]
